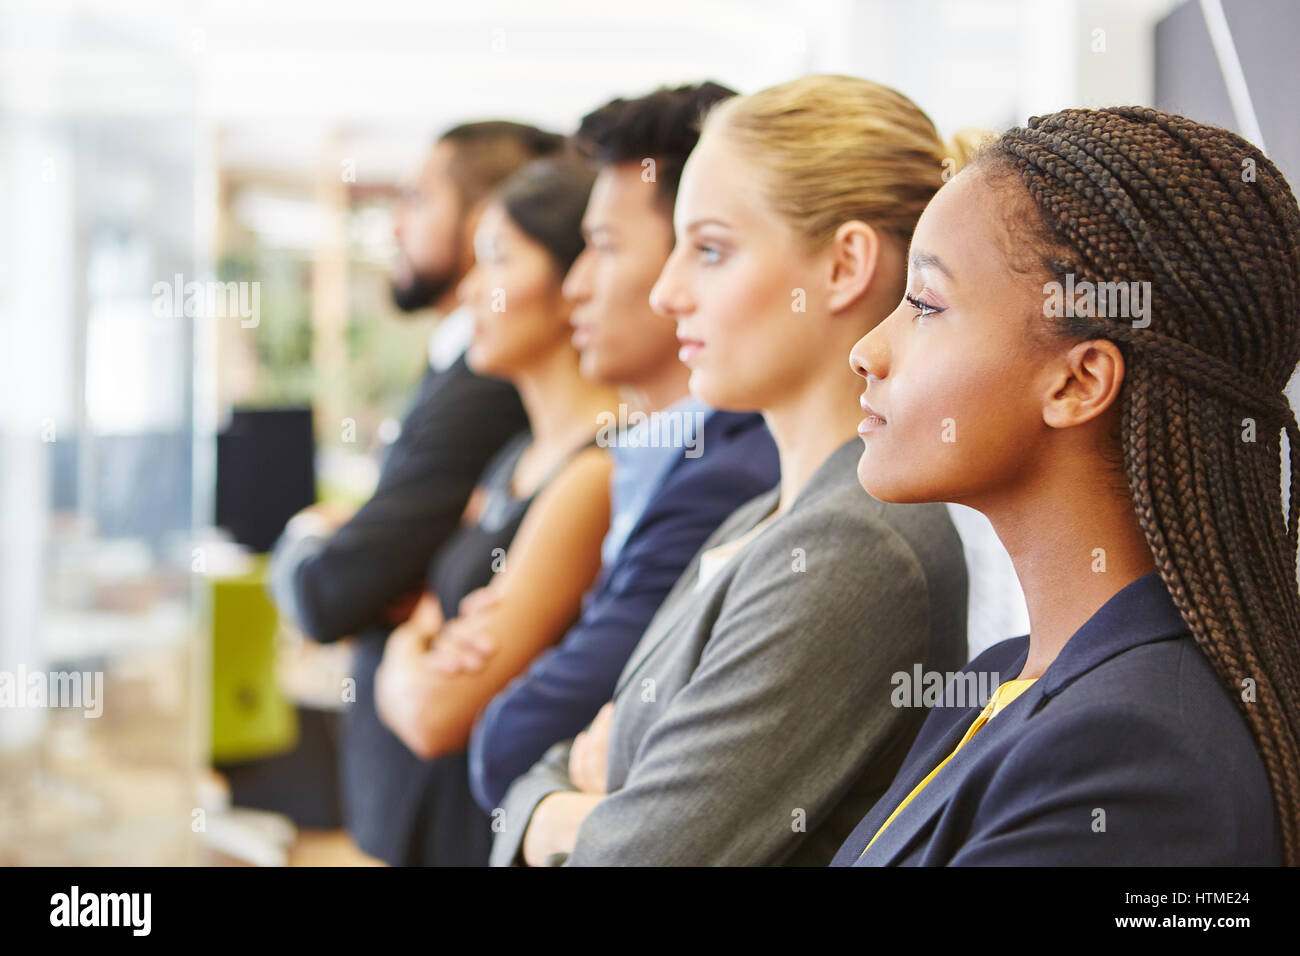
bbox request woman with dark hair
[347,156,621,866]
[838,107,1300,865]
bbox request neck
[513,342,620,448]
[972,454,1156,680]
[762,349,863,514]
[623,359,694,414]
[434,286,461,317]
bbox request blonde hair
[702,74,980,247]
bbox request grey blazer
[489,438,969,866]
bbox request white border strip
[1199,0,1268,152]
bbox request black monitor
[216,407,316,553]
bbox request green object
[209,555,298,763]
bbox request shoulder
[1034,635,1262,762]
[713,480,937,637]
[655,413,778,497]
[418,357,521,413]
[540,444,613,499]
[479,430,532,485]
[501,441,610,532]
[1004,637,1276,844]
[734,474,960,591]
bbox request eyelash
[695,243,722,264]
[904,292,944,320]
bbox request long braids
[981,106,1300,863]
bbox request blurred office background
[1,0,1295,864]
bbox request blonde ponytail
[942,127,997,180]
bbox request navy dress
[344,430,596,865]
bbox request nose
[849,314,891,383]
[649,246,691,319]
[562,247,592,303]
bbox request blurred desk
[203,827,383,867]
[288,829,385,866]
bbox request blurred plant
[218,240,431,453]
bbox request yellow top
[860,677,1038,857]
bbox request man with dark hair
[449,82,781,822]
[390,122,566,313]
[571,81,735,215]
[266,120,559,861]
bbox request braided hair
[975,106,1300,863]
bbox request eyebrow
[684,217,732,232]
[910,250,955,282]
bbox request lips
[676,331,705,364]
[858,393,886,435]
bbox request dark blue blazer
[832,571,1282,866]
[467,409,779,813]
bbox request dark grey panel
[1156,0,1300,182]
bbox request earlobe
[827,221,880,313]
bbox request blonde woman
[491,76,973,867]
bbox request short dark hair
[573,81,737,213]
[437,121,566,209]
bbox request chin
[856,448,921,503]
[687,369,763,413]
[466,346,501,379]
[580,351,616,387]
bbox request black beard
[390,270,457,314]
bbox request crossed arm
[520,703,613,866]
[492,505,936,866]
[374,446,612,760]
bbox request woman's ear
[1042,338,1126,429]
[826,220,880,313]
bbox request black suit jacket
[289,355,527,643]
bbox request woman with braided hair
[834,105,1300,866]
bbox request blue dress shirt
[600,395,713,569]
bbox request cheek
[692,260,800,405]
[402,212,431,261]
[407,206,454,270]
[594,264,637,330]
[471,265,555,364]
[615,261,675,346]
[510,267,567,345]
[859,339,1039,504]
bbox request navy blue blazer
[832,571,1282,866]
[467,409,779,813]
